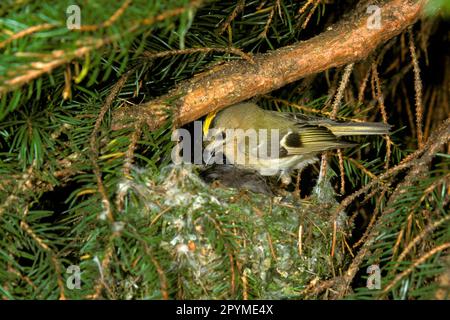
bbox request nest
[119,164,351,299]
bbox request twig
[20,218,66,299]
[266,96,368,122]
[150,206,172,227]
[331,63,354,118]
[217,0,245,35]
[115,122,144,212]
[0,164,34,217]
[392,228,405,258]
[20,220,50,251]
[242,270,249,300]
[331,220,337,258]
[302,277,335,298]
[206,215,237,297]
[352,188,388,249]
[408,28,424,148]
[7,266,37,291]
[89,68,135,221]
[122,123,143,178]
[322,63,353,184]
[381,243,450,296]
[139,239,169,300]
[341,155,377,180]
[89,244,115,299]
[301,0,321,29]
[63,64,72,100]
[267,233,278,261]
[78,0,132,31]
[298,0,315,15]
[320,63,353,202]
[298,225,303,256]
[337,149,345,194]
[357,64,372,104]
[141,1,203,26]
[317,154,328,184]
[397,208,450,263]
[0,23,56,49]
[371,63,392,170]
[259,5,275,38]
[142,47,254,64]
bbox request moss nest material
[117,164,350,299]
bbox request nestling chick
[199,164,274,196]
[203,102,391,185]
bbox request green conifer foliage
[0,0,448,299]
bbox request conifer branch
[113,0,428,130]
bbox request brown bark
[112,0,427,130]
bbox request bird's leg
[293,169,303,199]
[280,171,292,187]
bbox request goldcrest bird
[202,102,390,185]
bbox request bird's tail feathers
[324,122,391,137]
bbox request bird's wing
[280,126,356,155]
[233,111,356,158]
[272,110,391,136]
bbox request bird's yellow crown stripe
[203,110,217,136]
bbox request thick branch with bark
[112,0,427,130]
